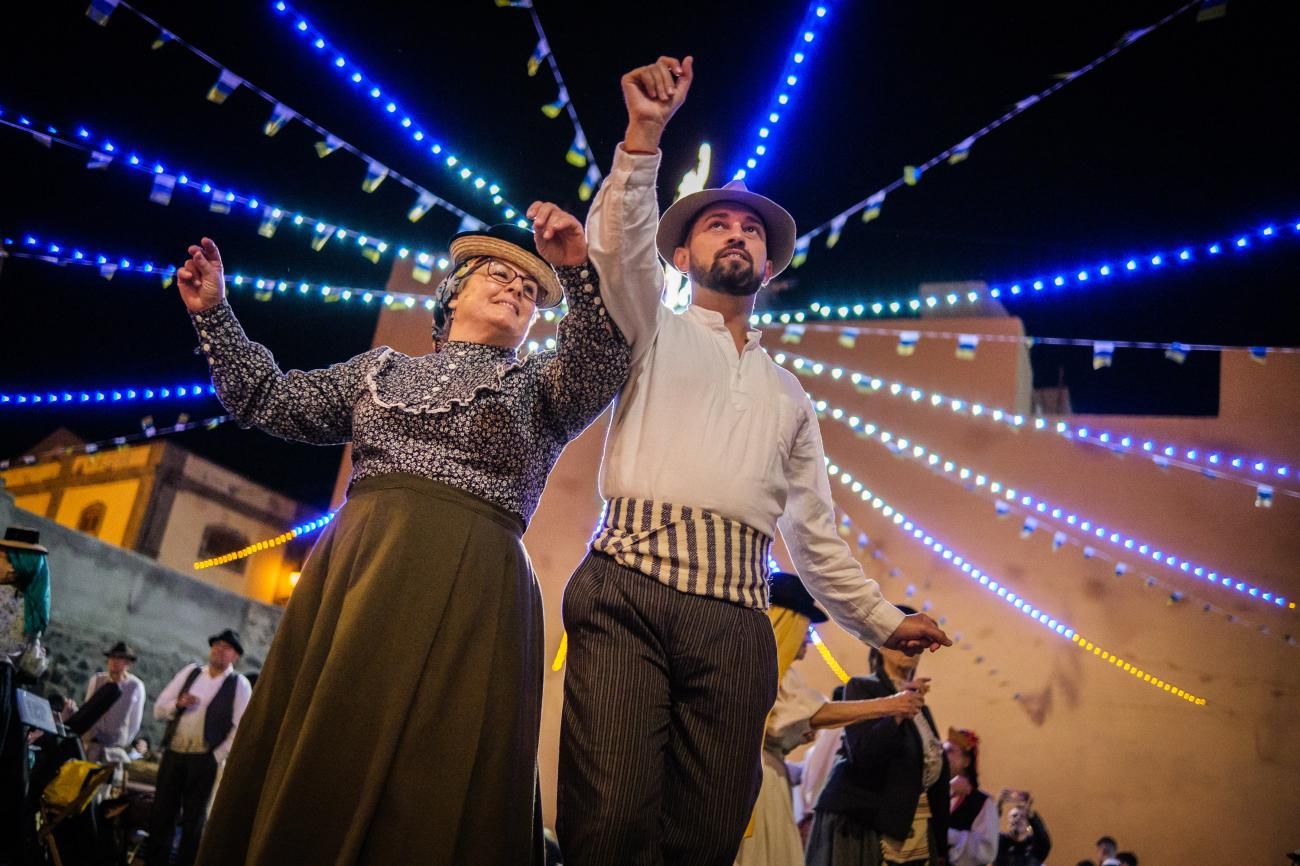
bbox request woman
[736,574,924,866]
[808,604,950,866]
[182,201,630,866]
[1,526,52,865]
[944,729,998,866]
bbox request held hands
[621,55,694,153]
[528,201,586,266]
[176,693,200,711]
[177,237,226,313]
[887,688,925,720]
[883,612,952,656]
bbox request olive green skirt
[197,474,544,866]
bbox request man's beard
[690,251,762,297]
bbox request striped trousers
[557,551,778,866]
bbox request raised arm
[528,202,630,438]
[179,238,384,444]
[587,56,694,364]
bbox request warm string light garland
[817,451,1209,705]
[802,383,1292,610]
[270,0,527,227]
[730,0,835,182]
[89,1,482,227]
[0,112,448,269]
[773,350,1299,498]
[1,382,215,409]
[0,414,229,471]
[194,510,336,569]
[792,0,1202,263]
[762,217,1300,321]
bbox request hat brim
[448,234,564,310]
[656,188,797,279]
[0,539,49,554]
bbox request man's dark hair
[1116,853,1138,866]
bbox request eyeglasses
[466,257,540,304]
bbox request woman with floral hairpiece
[179,201,630,866]
[944,728,998,866]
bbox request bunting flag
[310,224,335,251]
[140,416,157,437]
[948,136,975,165]
[903,165,923,186]
[206,69,243,104]
[99,262,118,280]
[458,214,487,234]
[1115,562,1129,576]
[780,323,806,345]
[1255,485,1274,509]
[254,284,274,302]
[897,331,920,356]
[955,334,980,360]
[782,235,808,270]
[1093,341,1115,369]
[208,189,231,214]
[1015,94,1041,111]
[258,208,282,238]
[149,173,176,206]
[85,0,119,26]
[837,328,859,349]
[360,244,382,264]
[161,271,175,289]
[1052,530,1068,552]
[1020,517,1037,539]
[408,191,437,223]
[527,38,549,77]
[86,151,113,170]
[263,103,296,137]
[542,88,569,119]
[1083,546,1096,560]
[314,134,343,158]
[825,214,847,249]
[1196,0,1227,21]
[151,29,176,50]
[578,164,601,202]
[565,131,588,168]
[1164,341,1190,364]
[31,132,52,148]
[861,191,885,223]
[411,258,434,284]
[995,500,1011,518]
[361,160,388,193]
[1249,346,1268,364]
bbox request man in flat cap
[555,57,951,866]
[81,640,147,764]
[147,628,251,866]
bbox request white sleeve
[586,145,667,366]
[153,665,193,721]
[125,679,146,743]
[776,400,904,646]
[948,796,1000,866]
[213,674,253,763]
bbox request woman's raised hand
[528,202,587,267]
[177,237,227,313]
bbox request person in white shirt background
[556,55,951,866]
[147,628,252,866]
[81,640,147,764]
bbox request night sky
[2,0,1298,509]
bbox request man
[147,628,251,866]
[82,641,146,764]
[1096,836,1119,865]
[556,56,950,866]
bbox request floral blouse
[1,585,25,657]
[190,263,629,523]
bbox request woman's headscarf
[7,549,50,637]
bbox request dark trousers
[557,552,778,866]
[147,751,217,866]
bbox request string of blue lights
[0,414,230,471]
[0,112,448,268]
[270,0,528,227]
[730,0,835,182]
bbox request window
[77,502,107,537]
[197,526,250,575]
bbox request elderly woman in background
[944,729,998,866]
[808,604,950,866]
[178,201,629,866]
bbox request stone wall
[1,487,281,745]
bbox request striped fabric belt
[590,497,772,609]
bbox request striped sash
[591,497,772,609]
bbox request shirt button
[580,269,589,280]
[202,344,211,352]
[583,284,594,294]
[199,329,209,338]
[593,297,602,306]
